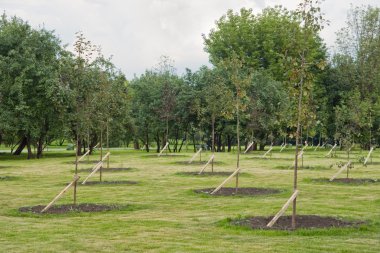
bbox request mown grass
[0,146,379,252]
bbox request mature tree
[333,5,380,147]
[0,14,66,159]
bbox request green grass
[0,147,379,252]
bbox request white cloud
[1,0,379,79]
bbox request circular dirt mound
[74,167,135,173]
[81,180,138,185]
[274,165,330,170]
[178,172,240,177]
[174,161,224,165]
[19,203,124,214]
[231,215,362,230]
[313,178,379,184]
[0,176,18,181]
[194,187,280,196]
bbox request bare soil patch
[174,161,224,165]
[19,203,125,214]
[275,165,330,170]
[0,176,18,181]
[80,180,138,185]
[143,154,187,158]
[178,171,245,177]
[194,187,280,196]
[312,178,379,184]
[73,167,135,173]
[231,215,363,230]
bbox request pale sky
[1,0,379,79]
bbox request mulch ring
[65,160,98,165]
[19,203,126,214]
[73,167,136,173]
[230,215,363,230]
[143,154,187,158]
[274,165,330,170]
[80,180,138,185]
[0,176,18,181]
[194,187,281,196]
[177,171,244,177]
[173,161,224,165]
[312,178,379,184]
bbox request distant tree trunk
[36,136,44,159]
[192,133,196,152]
[259,143,265,151]
[76,139,83,156]
[227,134,232,152]
[26,136,33,159]
[145,126,150,152]
[154,132,160,153]
[174,128,179,152]
[178,135,185,153]
[13,137,27,155]
[133,138,140,150]
[217,133,222,152]
[252,142,258,151]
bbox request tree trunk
[36,136,44,159]
[26,136,33,159]
[76,138,83,156]
[236,95,240,193]
[192,133,196,152]
[13,137,27,155]
[211,115,215,172]
[133,138,140,150]
[227,135,232,152]
[145,127,150,152]
[156,131,160,153]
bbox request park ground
[0,146,379,252]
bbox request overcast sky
[1,0,379,79]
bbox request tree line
[0,4,379,159]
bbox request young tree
[202,67,234,171]
[287,0,327,228]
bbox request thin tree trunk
[13,137,27,155]
[211,115,215,173]
[26,136,33,159]
[292,72,304,229]
[236,96,240,193]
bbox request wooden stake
[267,190,299,228]
[280,143,286,152]
[329,161,351,181]
[364,147,374,165]
[198,154,215,174]
[325,143,337,157]
[261,145,273,158]
[77,149,90,162]
[211,167,240,194]
[314,143,320,151]
[82,161,103,184]
[158,142,169,157]
[41,175,80,213]
[188,148,202,163]
[244,142,254,154]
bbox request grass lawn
[0,146,379,252]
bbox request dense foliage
[0,3,378,159]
